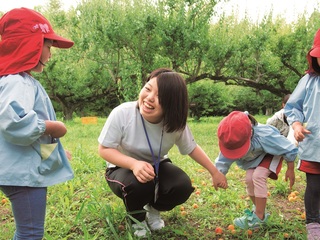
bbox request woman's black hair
[145,68,188,133]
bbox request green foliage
[188,81,232,120]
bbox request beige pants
[245,167,271,198]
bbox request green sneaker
[234,209,269,229]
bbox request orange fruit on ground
[283,233,290,238]
[227,224,235,231]
[180,210,187,216]
[118,224,125,231]
[247,229,253,236]
[289,195,298,202]
[192,203,199,209]
[301,212,306,220]
[180,206,185,211]
[195,189,201,195]
[231,229,236,235]
[288,191,300,201]
[215,227,223,235]
[1,198,7,204]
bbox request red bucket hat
[217,111,252,160]
[0,7,74,76]
[307,29,320,73]
[309,29,320,58]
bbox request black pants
[105,159,195,222]
[305,173,320,224]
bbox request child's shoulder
[254,123,280,136]
[1,73,24,85]
[0,73,38,91]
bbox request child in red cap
[284,28,320,240]
[215,111,297,229]
[0,8,74,239]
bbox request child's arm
[215,152,234,176]
[285,161,295,189]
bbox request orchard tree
[30,0,320,118]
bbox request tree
[30,0,320,118]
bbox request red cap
[217,111,252,160]
[0,7,74,76]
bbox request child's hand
[285,168,295,189]
[44,120,67,138]
[292,122,311,142]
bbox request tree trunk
[265,108,273,116]
[62,104,75,121]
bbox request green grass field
[0,116,306,239]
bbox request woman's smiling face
[138,77,163,123]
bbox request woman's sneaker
[234,209,269,229]
[306,222,320,240]
[144,204,165,231]
[132,220,150,238]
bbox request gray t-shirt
[98,101,197,168]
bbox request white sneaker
[132,220,150,238]
[144,204,165,231]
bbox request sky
[0,0,78,12]
[0,0,320,23]
[214,0,320,23]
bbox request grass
[0,116,306,239]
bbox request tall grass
[0,116,306,239]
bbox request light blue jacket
[215,124,297,175]
[284,73,320,162]
[0,73,74,187]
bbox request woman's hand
[211,170,228,190]
[131,161,155,183]
[98,145,155,183]
[188,145,228,190]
